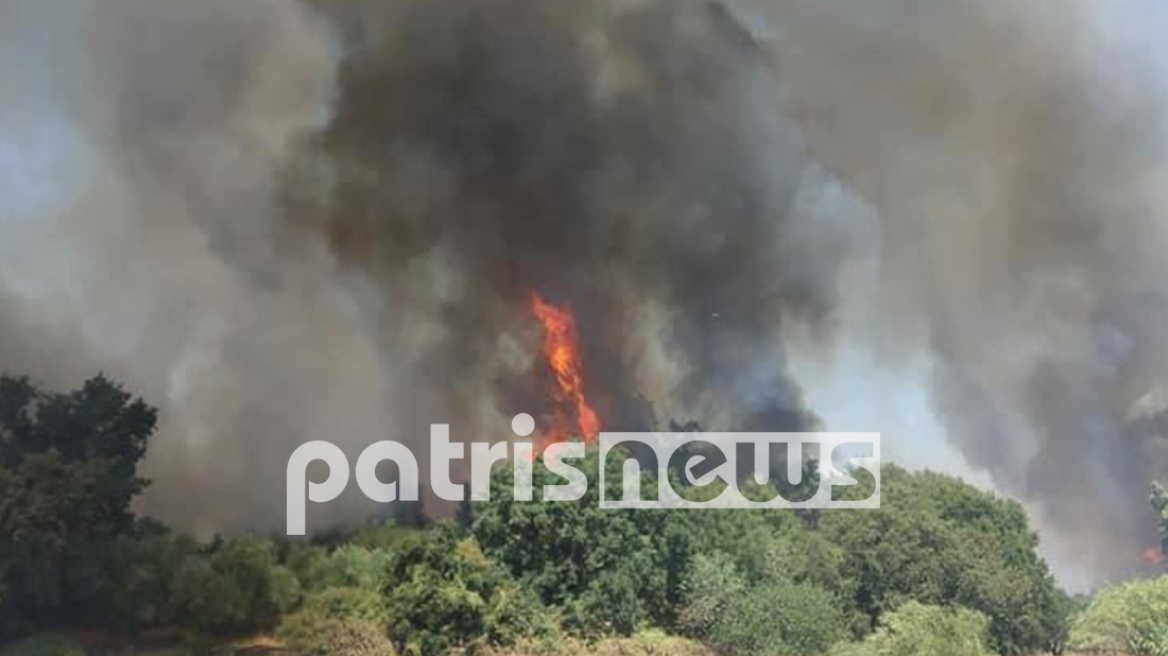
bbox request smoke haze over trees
[3,0,1168,588]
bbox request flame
[531,293,601,448]
[1143,547,1165,566]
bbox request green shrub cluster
[1069,576,1168,656]
[277,587,393,656]
[831,602,995,656]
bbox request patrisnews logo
[287,427,879,534]
[598,432,880,509]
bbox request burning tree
[530,293,601,450]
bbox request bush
[711,581,846,656]
[172,536,301,633]
[281,617,396,656]
[680,551,845,656]
[480,630,716,656]
[285,543,330,592]
[320,545,392,592]
[831,601,994,656]
[677,552,746,637]
[1069,576,1168,656]
[385,530,557,656]
[98,519,201,629]
[277,587,393,656]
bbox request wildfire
[531,293,601,448]
[1143,547,1165,566]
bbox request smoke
[295,0,847,435]
[1,0,844,533]
[0,0,391,533]
[742,0,1168,583]
[3,0,1168,585]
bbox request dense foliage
[0,375,1081,656]
[0,375,157,635]
[1069,576,1168,656]
[830,601,995,656]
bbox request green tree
[99,518,201,629]
[384,527,555,656]
[318,544,392,592]
[470,445,674,634]
[0,374,158,635]
[680,550,846,656]
[172,536,301,633]
[1069,575,1168,656]
[819,466,1069,654]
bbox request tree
[1068,575,1168,656]
[172,536,301,633]
[819,466,1069,654]
[99,518,201,629]
[680,550,846,656]
[469,445,675,634]
[383,527,555,656]
[0,374,158,635]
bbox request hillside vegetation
[0,375,1155,656]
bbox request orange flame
[1143,547,1165,566]
[531,293,601,448]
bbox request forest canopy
[0,375,1081,656]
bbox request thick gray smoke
[293,0,843,435]
[3,0,1168,585]
[0,0,382,533]
[1,0,841,533]
[743,0,1168,584]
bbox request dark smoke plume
[291,0,839,436]
[743,0,1168,586]
[2,0,842,533]
[4,0,1168,586]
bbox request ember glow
[1142,547,1165,566]
[531,293,601,448]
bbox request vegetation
[1068,576,1168,656]
[276,587,393,656]
[830,601,995,656]
[0,373,1136,656]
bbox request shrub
[320,545,392,592]
[480,630,716,656]
[173,536,301,633]
[385,530,556,656]
[680,551,845,656]
[99,520,201,629]
[1069,576,1168,656]
[281,617,396,656]
[285,543,330,592]
[277,587,393,656]
[831,601,994,656]
[711,581,846,656]
[677,552,746,637]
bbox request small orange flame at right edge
[1143,547,1165,566]
[531,293,601,452]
